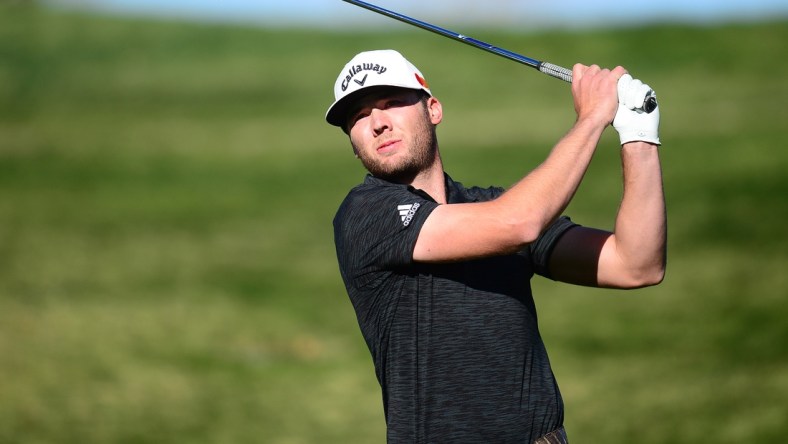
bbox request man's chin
[368,164,421,184]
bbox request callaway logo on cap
[325,49,432,128]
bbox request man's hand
[572,64,627,128]
[613,74,661,146]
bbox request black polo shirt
[333,173,577,443]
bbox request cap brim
[325,85,430,129]
[325,86,381,128]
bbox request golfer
[326,49,666,443]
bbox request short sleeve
[334,183,439,288]
[529,216,579,279]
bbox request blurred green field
[1,4,787,443]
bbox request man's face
[346,87,441,183]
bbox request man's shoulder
[335,175,422,225]
[340,175,405,208]
[445,174,505,203]
[334,174,442,246]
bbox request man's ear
[427,97,443,124]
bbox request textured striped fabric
[334,174,578,443]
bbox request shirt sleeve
[529,216,579,279]
[333,184,439,288]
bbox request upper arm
[547,226,612,287]
[548,226,658,289]
[412,201,535,263]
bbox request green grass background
[1,4,787,443]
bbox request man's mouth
[377,139,401,153]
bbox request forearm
[496,118,606,242]
[415,119,607,262]
[414,64,624,263]
[611,142,666,284]
[494,63,625,244]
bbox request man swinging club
[326,49,666,443]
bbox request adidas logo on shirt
[397,203,421,227]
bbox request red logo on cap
[415,73,429,89]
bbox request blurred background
[1,1,787,442]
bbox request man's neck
[409,156,447,204]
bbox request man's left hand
[613,74,661,146]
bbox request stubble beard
[353,106,438,184]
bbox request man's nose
[370,108,390,135]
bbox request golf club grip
[539,62,573,83]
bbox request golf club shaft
[341,0,574,83]
[342,0,658,113]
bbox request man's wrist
[621,140,660,152]
[574,115,610,141]
[619,131,660,146]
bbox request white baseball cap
[325,49,432,128]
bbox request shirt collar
[363,173,468,204]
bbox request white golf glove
[613,74,661,146]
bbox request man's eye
[350,111,369,126]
